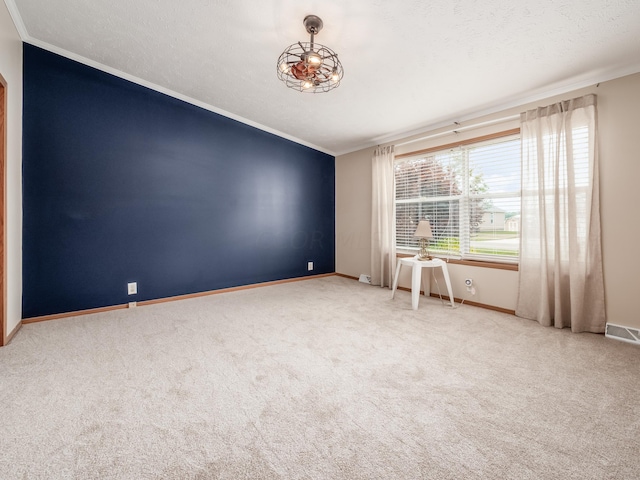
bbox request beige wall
[336,73,640,326]
[597,74,640,330]
[336,147,374,279]
[0,0,23,342]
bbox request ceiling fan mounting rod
[304,15,322,51]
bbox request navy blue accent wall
[23,44,335,318]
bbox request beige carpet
[1,275,639,479]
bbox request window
[395,132,521,262]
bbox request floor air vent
[605,323,640,346]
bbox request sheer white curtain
[516,94,605,332]
[371,145,396,287]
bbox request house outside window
[395,133,521,262]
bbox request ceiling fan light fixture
[279,62,290,73]
[277,15,344,93]
[306,52,322,65]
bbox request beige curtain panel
[371,145,396,288]
[516,94,605,332]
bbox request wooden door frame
[0,74,6,346]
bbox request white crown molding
[5,0,335,157]
[3,0,28,39]
[336,61,640,156]
[7,0,640,158]
[24,38,336,156]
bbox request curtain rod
[395,114,520,148]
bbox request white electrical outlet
[465,278,476,295]
[308,261,313,271]
[128,301,137,308]
[127,282,137,295]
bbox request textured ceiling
[6,0,640,155]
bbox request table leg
[391,260,402,299]
[422,268,431,299]
[411,263,421,310]
[440,263,455,307]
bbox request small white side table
[391,257,455,310]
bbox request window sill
[396,252,519,271]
